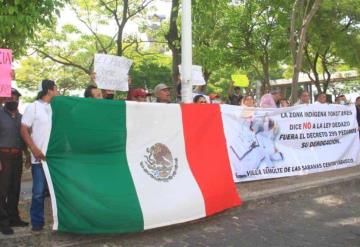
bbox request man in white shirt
[20,79,58,232]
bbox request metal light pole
[181,0,193,103]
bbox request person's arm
[23,148,31,169]
[20,103,46,162]
[20,124,46,162]
[227,81,234,97]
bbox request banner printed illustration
[221,104,360,182]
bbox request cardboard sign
[231,74,249,87]
[94,54,133,91]
[179,65,206,86]
[0,49,12,97]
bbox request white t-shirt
[21,100,52,164]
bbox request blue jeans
[30,164,46,228]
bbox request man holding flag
[21,79,58,232]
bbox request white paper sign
[94,54,133,91]
[179,65,206,86]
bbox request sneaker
[10,219,29,227]
[0,226,14,235]
[31,226,43,232]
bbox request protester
[101,89,115,100]
[242,95,255,107]
[335,95,347,105]
[0,88,30,235]
[315,93,327,104]
[260,88,281,108]
[227,81,243,105]
[131,88,151,102]
[84,85,102,99]
[89,72,116,100]
[193,95,207,104]
[154,83,171,103]
[294,91,310,105]
[280,99,289,107]
[20,79,58,232]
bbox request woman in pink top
[260,89,281,108]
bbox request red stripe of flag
[181,104,242,216]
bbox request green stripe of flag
[47,97,144,234]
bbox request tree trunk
[171,49,181,87]
[116,32,123,56]
[304,46,322,93]
[165,0,181,96]
[289,0,321,105]
[261,58,270,91]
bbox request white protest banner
[0,48,12,97]
[221,104,360,182]
[179,65,206,86]
[94,54,133,91]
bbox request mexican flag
[43,96,241,234]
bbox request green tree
[129,53,172,91]
[303,0,360,93]
[289,0,322,104]
[68,0,154,57]
[16,56,89,95]
[192,0,229,84]
[31,0,156,78]
[0,0,66,57]
[224,0,291,94]
[33,24,102,76]
[165,0,181,88]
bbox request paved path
[1,177,360,246]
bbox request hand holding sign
[0,49,12,97]
[94,54,133,91]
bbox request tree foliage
[10,0,360,99]
[0,0,66,57]
[16,56,89,96]
[224,0,291,93]
[303,0,360,93]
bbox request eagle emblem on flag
[140,143,178,182]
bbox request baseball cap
[208,93,219,100]
[132,88,151,98]
[154,83,171,96]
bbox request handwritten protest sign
[231,74,249,87]
[0,49,12,97]
[179,65,206,86]
[94,54,133,91]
